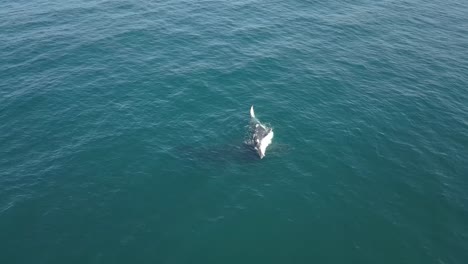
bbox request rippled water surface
[1,0,468,263]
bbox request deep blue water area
[1,0,468,263]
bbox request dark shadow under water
[172,140,293,165]
[173,142,260,164]
[170,120,292,164]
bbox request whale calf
[250,105,274,159]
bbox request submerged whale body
[250,105,274,159]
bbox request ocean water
[1,0,468,263]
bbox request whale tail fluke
[250,105,255,118]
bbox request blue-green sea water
[1,0,468,263]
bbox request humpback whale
[250,106,274,159]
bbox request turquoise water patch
[1,0,468,263]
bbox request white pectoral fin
[259,130,274,157]
[250,105,255,118]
